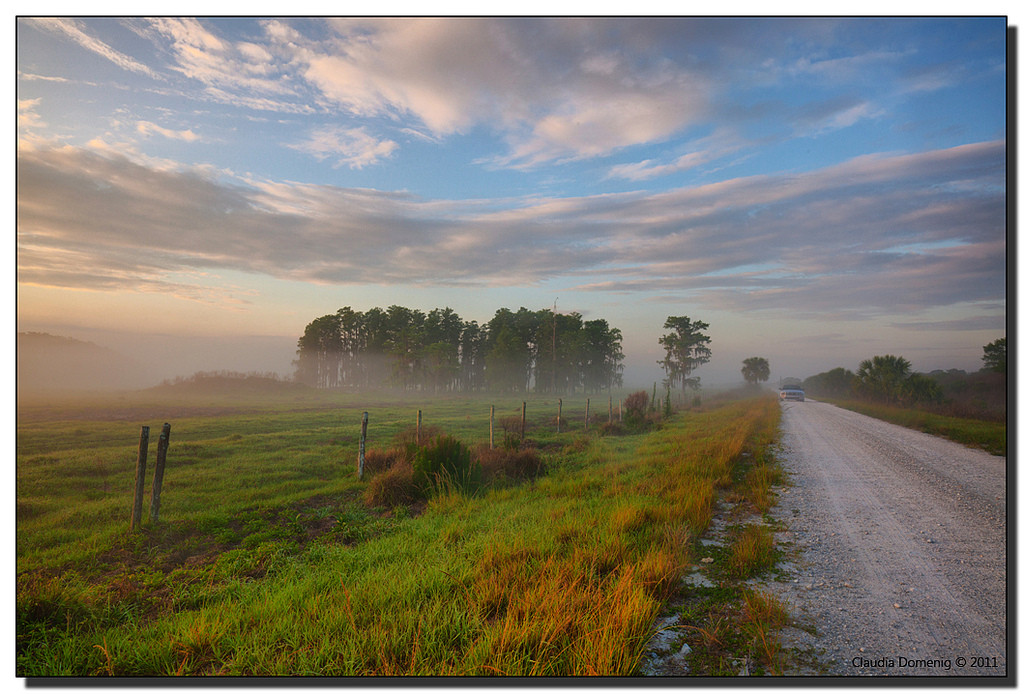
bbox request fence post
[417,409,422,446]
[585,398,590,430]
[557,398,562,433]
[489,405,495,449]
[521,401,527,441]
[358,412,368,480]
[130,426,150,532]
[149,423,171,523]
[618,399,622,423]
[608,396,612,424]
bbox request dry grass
[741,588,789,675]
[727,524,775,579]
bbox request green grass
[830,399,1006,456]
[18,389,782,677]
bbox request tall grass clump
[741,588,789,675]
[726,525,775,579]
[412,434,479,495]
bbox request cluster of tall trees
[294,305,624,394]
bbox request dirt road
[765,400,1008,677]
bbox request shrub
[395,424,444,449]
[412,434,479,494]
[622,390,652,431]
[361,448,404,477]
[498,415,523,450]
[474,445,544,485]
[363,462,420,508]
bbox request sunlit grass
[18,390,781,676]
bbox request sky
[15,16,1009,388]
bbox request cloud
[17,139,1005,320]
[18,99,44,129]
[140,18,300,98]
[892,315,1005,332]
[26,18,163,80]
[268,18,717,166]
[605,131,750,181]
[136,120,200,142]
[288,126,398,169]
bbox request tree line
[294,305,624,394]
[801,337,1006,413]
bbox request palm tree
[856,355,912,404]
[741,357,771,387]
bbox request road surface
[766,399,1008,678]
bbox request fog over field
[16,323,999,398]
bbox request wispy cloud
[288,126,398,169]
[136,120,200,142]
[27,18,163,80]
[17,139,1005,320]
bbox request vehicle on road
[780,387,805,401]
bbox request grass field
[17,386,782,677]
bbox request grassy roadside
[825,399,1006,456]
[18,391,782,677]
[644,423,802,677]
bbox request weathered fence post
[489,405,495,449]
[130,426,150,532]
[618,399,622,423]
[557,398,562,433]
[416,409,422,446]
[358,411,368,480]
[521,401,527,441]
[608,396,612,424]
[149,423,171,523]
[585,398,590,430]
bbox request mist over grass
[17,333,153,395]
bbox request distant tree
[982,337,1007,374]
[855,355,912,405]
[658,316,712,405]
[896,372,944,406]
[803,367,857,399]
[741,357,771,387]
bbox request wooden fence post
[608,396,612,424]
[521,401,526,441]
[358,412,368,480]
[149,423,171,523]
[585,399,590,430]
[130,426,150,532]
[557,398,562,433]
[489,405,495,450]
[416,409,422,445]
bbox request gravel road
[762,399,1008,678]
